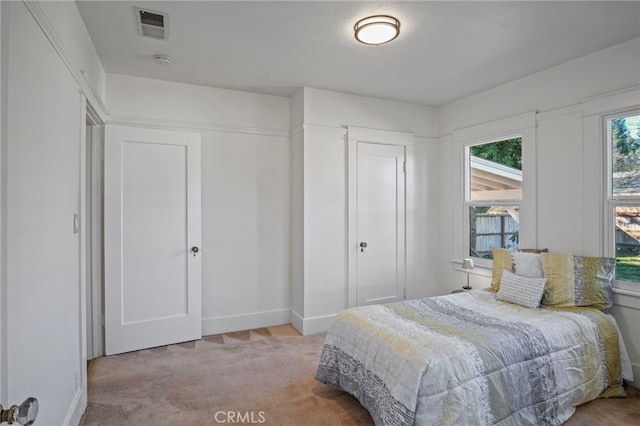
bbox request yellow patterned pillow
[491,248,513,291]
[541,252,615,309]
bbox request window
[465,137,522,261]
[606,110,640,290]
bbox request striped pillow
[496,270,547,309]
[491,248,514,291]
[541,253,615,309]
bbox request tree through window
[608,112,640,285]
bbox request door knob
[360,242,367,252]
[0,397,38,426]
[191,246,200,256]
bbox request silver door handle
[0,397,38,425]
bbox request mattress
[316,289,627,425]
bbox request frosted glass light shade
[354,15,400,45]
[462,258,474,270]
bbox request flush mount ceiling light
[354,15,400,45]
[153,55,173,65]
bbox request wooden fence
[470,211,518,257]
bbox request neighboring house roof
[470,156,522,201]
[613,172,640,197]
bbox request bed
[315,289,631,425]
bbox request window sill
[612,287,640,298]
[612,287,640,310]
[451,259,492,278]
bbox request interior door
[104,125,202,355]
[357,142,406,305]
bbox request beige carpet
[81,325,371,425]
[81,324,640,426]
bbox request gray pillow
[497,269,546,309]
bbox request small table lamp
[462,258,474,290]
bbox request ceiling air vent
[134,7,168,40]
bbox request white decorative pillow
[496,270,547,309]
[511,251,544,278]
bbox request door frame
[84,105,104,361]
[78,97,104,412]
[346,126,415,308]
[0,0,7,406]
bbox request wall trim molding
[452,111,537,144]
[0,0,7,405]
[519,87,640,124]
[301,122,435,143]
[201,309,290,336]
[23,1,107,121]
[582,87,640,118]
[628,363,640,389]
[303,122,348,136]
[414,135,438,145]
[535,104,583,123]
[580,85,640,105]
[289,310,336,335]
[107,114,290,138]
[348,125,414,146]
[302,313,336,335]
[289,309,304,334]
[613,290,640,309]
[62,389,83,426]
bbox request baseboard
[289,311,336,336]
[62,389,83,426]
[626,362,640,389]
[289,309,304,334]
[201,309,290,336]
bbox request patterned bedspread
[315,290,625,426]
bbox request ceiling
[76,1,640,107]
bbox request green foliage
[506,230,519,249]
[470,138,522,170]
[612,117,640,193]
[615,248,640,283]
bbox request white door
[104,125,202,355]
[357,142,406,305]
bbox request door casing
[347,126,415,308]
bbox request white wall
[37,0,105,103]
[437,38,640,136]
[107,79,440,336]
[1,1,106,424]
[289,89,305,329]
[303,88,437,137]
[436,38,640,387]
[293,88,439,334]
[106,74,292,335]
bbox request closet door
[356,142,406,305]
[104,125,201,355]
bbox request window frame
[451,112,536,273]
[464,135,523,268]
[604,108,640,293]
